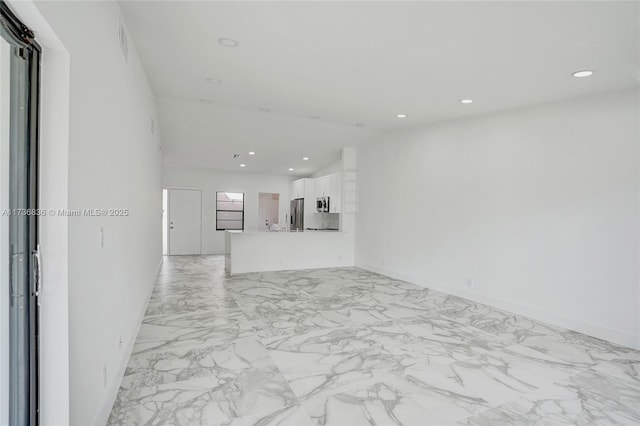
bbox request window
[216,192,244,230]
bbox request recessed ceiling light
[288,168,294,171]
[355,123,365,127]
[248,151,255,155]
[218,38,239,47]
[303,157,309,161]
[206,77,222,84]
[240,164,246,168]
[572,70,594,78]
[460,99,473,104]
[396,114,407,118]
[200,99,213,104]
[259,107,271,112]
[310,115,320,119]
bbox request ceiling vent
[232,154,240,159]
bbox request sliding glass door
[0,2,41,425]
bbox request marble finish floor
[107,256,640,425]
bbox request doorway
[162,189,168,255]
[166,188,202,255]
[0,3,41,425]
[258,193,279,230]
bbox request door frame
[257,192,280,230]
[4,1,72,424]
[164,186,203,255]
[0,2,41,424]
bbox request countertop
[227,229,342,234]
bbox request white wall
[163,167,291,254]
[32,1,163,425]
[356,89,640,349]
[311,160,342,178]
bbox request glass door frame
[0,1,41,425]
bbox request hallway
[107,256,640,425]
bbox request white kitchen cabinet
[289,178,318,228]
[314,175,331,199]
[303,179,316,228]
[329,173,342,213]
[312,173,342,213]
[292,174,342,215]
[290,178,306,200]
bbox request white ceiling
[120,1,639,175]
[157,97,378,175]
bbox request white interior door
[169,189,202,255]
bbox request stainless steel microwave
[316,197,330,213]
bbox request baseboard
[357,262,640,350]
[94,256,163,426]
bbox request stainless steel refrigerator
[290,198,304,231]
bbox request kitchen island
[225,230,354,275]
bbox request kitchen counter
[225,229,354,275]
[229,229,340,234]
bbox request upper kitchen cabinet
[313,173,342,213]
[290,178,307,200]
[292,174,342,212]
[314,175,331,199]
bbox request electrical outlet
[99,226,105,248]
[102,365,107,387]
[466,278,474,289]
